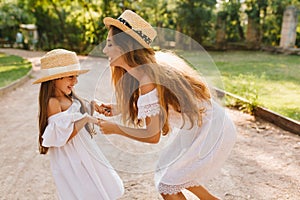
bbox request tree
[176,0,217,49]
[0,2,35,43]
[245,0,268,49]
[217,0,244,43]
[262,0,300,47]
[27,0,105,52]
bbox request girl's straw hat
[103,10,157,48]
[33,49,89,84]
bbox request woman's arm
[98,114,161,144]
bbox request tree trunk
[279,6,298,49]
[175,25,184,50]
[246,17,261,50]
[216,14,226,50]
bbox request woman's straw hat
[103,10,157,48]
[33,49,89,84]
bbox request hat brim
[32,69,89,84]
[103,17,152,49]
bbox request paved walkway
[0,48,299,200]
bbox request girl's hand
[94,103,113,117]
[97,119,118,135]
[86,114,100,124]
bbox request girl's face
[54,75,78,96]
[103,29,125,68]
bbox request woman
[96,10,236,200]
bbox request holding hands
[93,102,113,117]
[92,101,119,135]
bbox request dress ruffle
[137,89,160,119]
[158,181,200,195]
[42,101,87,147]
[137,102,161,119]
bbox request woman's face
[54,75,78,96]
[103,29,125,68]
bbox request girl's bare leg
[186,185,220,200]
[161,192,186,200]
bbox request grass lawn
[179,50,300,121]
[0,53,32,88]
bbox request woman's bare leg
[186,185,219,200]
[161,192,186,200]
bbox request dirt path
[0,48,299,200]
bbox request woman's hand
[97,119,119,135]
[94,103,113,117]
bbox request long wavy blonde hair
[109,26,211,135]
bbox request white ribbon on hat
[40,63,81,76]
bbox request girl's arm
[68,114,98,142]
[98,114,161,144]
[48,98,99,142]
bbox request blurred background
[1,0,300,53]
[0,0,299,124]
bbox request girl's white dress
[137,89,237,195]
[42,99,124,200]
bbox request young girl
[96,10,236,200]
[33,49,124,200]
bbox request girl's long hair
[110,26,210,135]
[38,80,93,154]
[38,81,55,154]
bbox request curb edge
[215,88,300,136]
[0,68,33,97]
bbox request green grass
[0,53,32,88]
[179,50,300,121]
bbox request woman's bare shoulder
[140,83,156,95]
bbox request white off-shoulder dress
[42,99,124,200]
[137,89,237,195]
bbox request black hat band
[117,17,152,45]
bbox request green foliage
[134,0,177,29]
[209,50,300,121]
[245,0,267,20]
[2,0,300,53]
[176,0,217,44]
[261,0,290,46]
[223,74,259,114]
[217,0,244,42]
[26,0,107,51]
[0,53,32,87]
[216,0,300,47]
[180,50,300,121]
[25,0,177,52]
[0,2,35,42]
